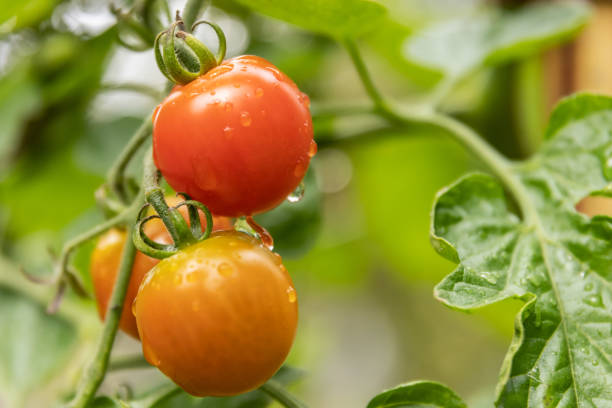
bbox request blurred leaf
[350,128,471,283]
[255,168,321,258]
[74,117,143,176]
[0,0,60,31]
[405,2,589,80]
[0,67,40,173]
[91,396,128,408]
[432,94,612,406]
[0,286,77,406]
[232,0,387,38]
[367,381,467,408]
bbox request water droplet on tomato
[272,252,282,265]
[298,92,310,108]
[131,299,137,317]
[210,91,216,96]
[240,112,252,127]
[234,83,241,88]
[246,216,274,250]
[223,126,234,138]
[261,110,267,117]
[240,66,247,72]
[293,160,308,177]
[287,182,305,203]
[255,88,264,97]
[192,299,200,311]
[308,140,318,157]
[186,272,199,283]
[286,287,297,303]
[218,262,233,277]
[264,66,282,81]
[143,342,161,367]
[224,102,233,112]
[173,274,183,286]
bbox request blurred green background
[0,0,606,406]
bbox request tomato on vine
[133,230,298,396]
[152,55,316,217]
[90,197,232,338]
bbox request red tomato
[133,231,298,396]
[152,55,316,217]
[90,198,232,339]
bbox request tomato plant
[2,1,611,408]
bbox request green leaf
[367,381,467,408]
[255,168,321,258]
[405,2,589,79]
[0,286,77,406]
[431,93,612,406]
[0,67,40,173]
[0,0,60,31]
[232,0,386,38]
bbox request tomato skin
[90,198,232,339]
[133,231,298,396]
[152,55,314,217]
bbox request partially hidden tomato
[90,197,232,339]
[152,55,316,217]
[133,230,298,396]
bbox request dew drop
[173,274,183,286]
[286,286,297,303]
[298,92,311,108]
[265,66,283,81]
[210,91,216,96]
[287,182,305,203]
[224,102,233,112]
[218,262,233,277]
[240,111,252,127]
[223,126,234,138]
[255,88,264,97]
[272,252,282,264]
[584,293,604,308]
[479,272,497,285]
[186,272,199,283]
[308,140,318,158]
[131,299,137,317]
[246,216,274,250]
[293,160,308,178]
[234,83,241,88]
[593,359,599,366]
[585,282,594,291]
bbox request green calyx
[132,190,213,259]
[154,18,227,85]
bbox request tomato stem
[66,204,141,408]
[260,380,309,408]
[107,114,153,205]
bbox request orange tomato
[133,231,298,396]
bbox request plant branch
[108,354,151,371]
[107,114,153,204]
[101,83,164,99]
[343,39,538,224]
[260,380,308,408]
[66,149,160,407]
